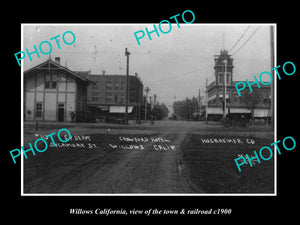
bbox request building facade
[206,50,271,121]
[24,58,91,122]
[81,73,144,118]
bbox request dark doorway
[58,103,65,122]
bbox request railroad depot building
[81,73,144,118]
[24,58,91,122]
[206,50,271,121]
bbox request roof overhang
[24,59,93,84]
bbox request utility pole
[223,32,225,50]
[198,89,201,116]
[138,85,141,123]
[205,78,208,124]
[135,72,141,124]
[149,96,153,110]
[270,26,274,129]
[145,86,150,120]
[125,48,130,125]
[223,58,228,118]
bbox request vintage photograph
[21,24,275,195]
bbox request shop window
[105,94,112,102]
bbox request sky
[23,24,273,112]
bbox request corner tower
[214,49,234,86]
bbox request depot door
[58,103,65,122]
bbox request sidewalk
[24,120,153,129]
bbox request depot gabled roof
[24,59,92,84]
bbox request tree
[159,103,169,119]
[173,97,196,120]
[152,103,169,120]
[173,100,183,117]
[240,89,263,125]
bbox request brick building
[81,73,144,119]
[206,50,271,121]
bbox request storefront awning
[219,94,229,99]
[208,95,216,101]
[230,108,251,113]
[207,107,224,114]
[254,108,270,117]
[109,106,133,113]
[98,106,109,110]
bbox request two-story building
[206,50,271,121]
[24,57,91,122]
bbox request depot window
[45,73,57,89]
[35,102,43,118]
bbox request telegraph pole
[125,48,130,125]
[198,89,201,116]
[135,72,141,124]
[223,59,228,118]
[145,86,150,120]
[270,26,275,129]
[205,78,208,124]
[149,96,153,111]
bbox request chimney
[54,57,60,64]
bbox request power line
[208,74,214,80]
[228,26,251,53]
[231,26,260,56]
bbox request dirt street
[23,121,274,194]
